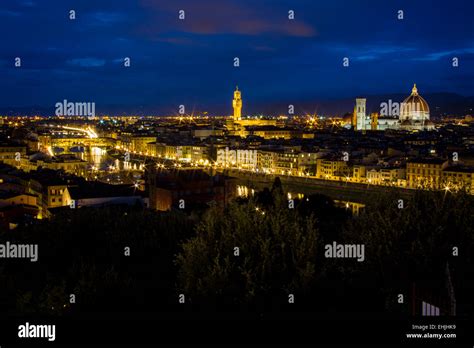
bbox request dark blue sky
[1,0,473,115]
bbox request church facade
[353,84,435,132]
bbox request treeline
[0,179,472,319]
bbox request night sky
[1,0,473,115]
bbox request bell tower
[232,86,242,121]
[355,98,367,131]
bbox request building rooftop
[443,165,474,173]
[153,169,233,190]
[68,182,145,200]
[407,157,447,164]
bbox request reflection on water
[334,200,366,216]
[237,185,303,200]
[91,147,106,168]
[80,147,144,171]
[237,185,253,197]
[287,192,304,200]
[236,185,365,215]
[81,147,116,170]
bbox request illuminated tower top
[355,98,367,131]
[232,86,242,121]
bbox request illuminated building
[297,152,319,176]
[352,164,367,182]
[192,128,224,139]
[407,158,474,192]
[316,158,351,179]
[130,136,157,153]
[0,191,40,225]
[274,150,299,175]
[257,150,277,172]
[0,204,40,229]
[370,112,379,131]
[366,167,406,185]
[147,142,167,158]
[0,144,26,167]
[442,166,474,194]
[147,169,235,211]
[355,98,368,131]
[146,142,158,157]
[226,86,279,136]
[355,84,435,131]
[14,154,88,176]
[190,145,209,163]
[407,158,448,189]
[376,116,399,131]
[217,147,258,169]
[249,126,310,140]
[400,84,435,131]
[27,176,70,218]
[352,105,357,128]
[39,134,114,156]
[255,150,318,175]
[233,86,242,121]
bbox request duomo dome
[400,84,434,131]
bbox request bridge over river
[215,168,415,205]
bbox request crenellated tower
[232,86,242,121]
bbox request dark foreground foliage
[1,185,472,319]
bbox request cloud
[0,10,22,17]
[177,18,315,37]
[153,37,197,45]
[253,45,275,52]
[140,0,316,37]
[85,11,129,26]
[330,44,416,55]
[411,48,474,61]
[355,55,377,61]
[67,58,106,67]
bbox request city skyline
[1,1,474,345]
[0,0,473,115]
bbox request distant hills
[1,93,473,118]
[253,93,474,119]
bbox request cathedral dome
[400,84,430,122]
